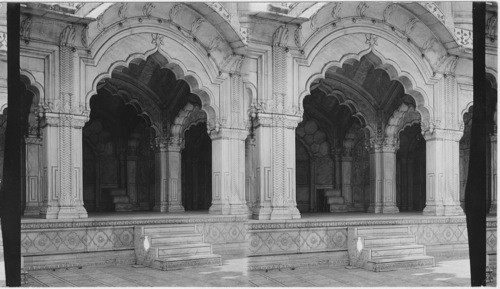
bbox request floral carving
[382,3,398,22]
[365,34,378,49]
[272,25,289,47]
[191,18,205,34]
[331,2,342,21]
[60,25,76,47]
[20,16,32,42]
[151,33,164,47]
[454,28,473,50]
[118,3,128,19]
[142,3,155,17]
[294,25,302,48]
[405,17,419,35]
[0,33,6,51]
[486,14,497,40]
[356,2,369,18]
[169,4,182,23]
[81,25,89,48]
[423,2,445,24]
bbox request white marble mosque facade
[0,2,496,221]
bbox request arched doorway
[83,52,211,213]
[297,53,426,214]
[182,122,212,211]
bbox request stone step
[363,234,416,247]
[365,255,435,272]
[152,254,221,271]
[144,225,196,235]
[150,234,204,245]
[368,244,426,259]
[158,243,212,257]
[355,226,409,236]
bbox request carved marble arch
[96,85,161,139]
[86,49,218,132]
[308,83,374,138]
[300,49,431,132]
[385,103,422,144]
[20,71,43,137]
[170,103,207,145]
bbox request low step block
[153,254,222,271]
[366,256,435,272]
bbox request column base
[381,205,399,214]
[443,204,464,216]
[329,204,348,213]
[164,203,185,213]
[23,205,41,216]
[489,201,497,215]
[39,203,88,219]
[152,203,167,213]
[252,205,272,220]
[366,203,382,213]
[209,202,231,215]
[229,204,252,216]
[269,206,301,220]
[422,204,445,216]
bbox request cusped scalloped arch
[83,32,219,131]
[297,33,432,130]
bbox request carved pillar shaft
[126,153,137,208]
[245,137,256,210]
[252,119,273,219]
[341,154,353,211]
[40,114,88,219]
[209,128,249,215]
[490,134,497,214]
[334,151,342,190]
[23,136,42,216]
[153,144,168,212]
[423,129,464,216]
[165,143,184,212]
[367,147,383,213]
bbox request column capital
[423,128,463,142]
[253,111,302,129]
[41,112,89,129]
[369,137,398,153]
[209,127,248,141]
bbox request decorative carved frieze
[331,3,342,21]
[365,34,378,49]
[454,28,473,51]
[118,3,128,19]
[59,25,76,48]
[423,2,446,24]
[169,4,183,23]
[142,3,155,17]
[151,33,164,48]
[81,25,89,48]
[404,17,419,35]
[382,3,398,22]
[486,14,497,41]
[272,25,289,48]
[206,3,232,23]
[356,2,369,18]
[20,16,32,44]
[0,33,6,51]
[294,25,302,48]
[239,27,248,45]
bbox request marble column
[490,133,497,214]
[245,137,256,211]
[209,128,250,215]
[252,114,301,220]
[341,149,354,211]
[333,148,342,190]
[126,135,140,209]
[423,129,464,216]
[367,140,399,213]
[153,139,168,212]
[23,136,42,216]
[39,114,88,219]
[165,140,185,212]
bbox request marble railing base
[247,251,349,271]
[23,250,135,271]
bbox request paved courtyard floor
[23,256,494,287]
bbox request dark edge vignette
[467,1,487,286]
[3,2,21,286]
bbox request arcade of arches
[5,2,496,222]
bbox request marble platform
[21,212,496,271]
